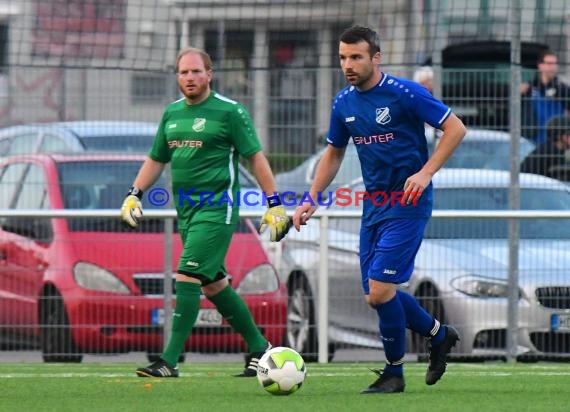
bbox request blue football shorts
[359,218,428,294]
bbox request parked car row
[0,153,287,362]
[276,169,570,358]
[0,120,568,364]
[0,121,158,156]
[275,127,537,200]
[0,122,280,362]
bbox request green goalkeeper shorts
[177,221,236,284]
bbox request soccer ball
[256,346,306,396]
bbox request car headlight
[235,263,279,294]
[451,276,518,298]
[73,262,131,294]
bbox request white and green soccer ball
[256,346,306,396]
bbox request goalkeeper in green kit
[121,47,291,378]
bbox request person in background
[413,66,434,94]
[520,114,570,179]
[521,50,570,144]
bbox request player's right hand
[120,187,143,229]
[293,203,317,231]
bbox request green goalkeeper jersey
[149,91,262,227]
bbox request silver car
[279,169,570,359]
[275,128,535,200]
[0,121,158,155]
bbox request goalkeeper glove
[259,194,292,242]
[120,186,143,229]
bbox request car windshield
[310,132,534,187]
[425,188,570,239]
[57,161,253,233]
[77,134,156,153]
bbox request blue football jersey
[328,73,451,225]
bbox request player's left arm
[248,151,278,196]
[227,104,280,199]
[422,113,466,175]
[403,114,466,204]
[229,104,291,241]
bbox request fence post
[163,166,174,349]
[317,215,329,363]
[507,0,522,363]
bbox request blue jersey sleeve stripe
[437,108,452,125]
[326,138,346,148]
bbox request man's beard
[180,83,208,100]
[346,69,373,88]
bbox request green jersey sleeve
[229,103,262,158]
[148,110,172,163]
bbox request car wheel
[40,292,83,363]
[146,353,186,363]
[408,283,446,354]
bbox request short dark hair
[339,25,381,56]
[538,49,557,64]
[546,115,570,141]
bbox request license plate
[151,308,222,326]
[551,313,570,332]
[195,309,223,326]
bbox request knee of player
[175,273,202,284]
[367,282,397,306]
[366,291,391,307]
[367,293,387,307]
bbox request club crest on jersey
[192,118,206,132]
[376,107,391,125]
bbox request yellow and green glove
[120,186,143,229]
[259,194,293,242]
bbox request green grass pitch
[0,362,568,412]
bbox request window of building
[0,22,7,73]
[131,73,170,103]
[268,30,318,154]
[205,29,254,101]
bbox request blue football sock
[397,290,445,345]
[375,295,406,377]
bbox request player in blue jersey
[293,25,467,394]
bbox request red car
[0,153,287,362]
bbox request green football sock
[161,281,201,367]
[208,284,267,352]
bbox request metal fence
[1,209,569,364]
[1,0,570,365]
